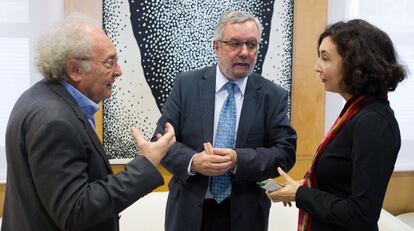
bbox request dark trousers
[200,198,231,231]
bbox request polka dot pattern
[102,0,294,159]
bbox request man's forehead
[222,21,259,38]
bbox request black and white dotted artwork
[103,0,294,161]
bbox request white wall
[29,0,64,82]
[0,0,64,183]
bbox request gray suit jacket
[154,66,297,231]
[2,80,164,231]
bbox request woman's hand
[266,167,302,206]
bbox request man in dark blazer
[154,11,297,231]
[2,15,175,231]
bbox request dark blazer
[296,99,400,231]
[2,80,164,231]
[154,66,297,231]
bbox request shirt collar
[60,81,99,119]
[215,65,248,96]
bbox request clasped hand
[191,142,237,176]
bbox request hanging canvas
[102,0,294,161]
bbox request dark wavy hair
[318,19,407,97]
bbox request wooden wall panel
[64,0,102,23]
[0,184,4,217]
[383,172,414,215]
[287,0,327,180]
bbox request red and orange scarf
[297,96,386,231]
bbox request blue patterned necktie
[210,82,237,203]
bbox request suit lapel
[236,74,260,147]
[83,120,113,173]
[45,81,113,173]
[199,67,216,143]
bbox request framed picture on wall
[102,0,294,161]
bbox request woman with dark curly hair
[266,19,407,231]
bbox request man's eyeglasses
[219,40,260,51]
[80,56,119,70]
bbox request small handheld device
[257,179,284,191]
